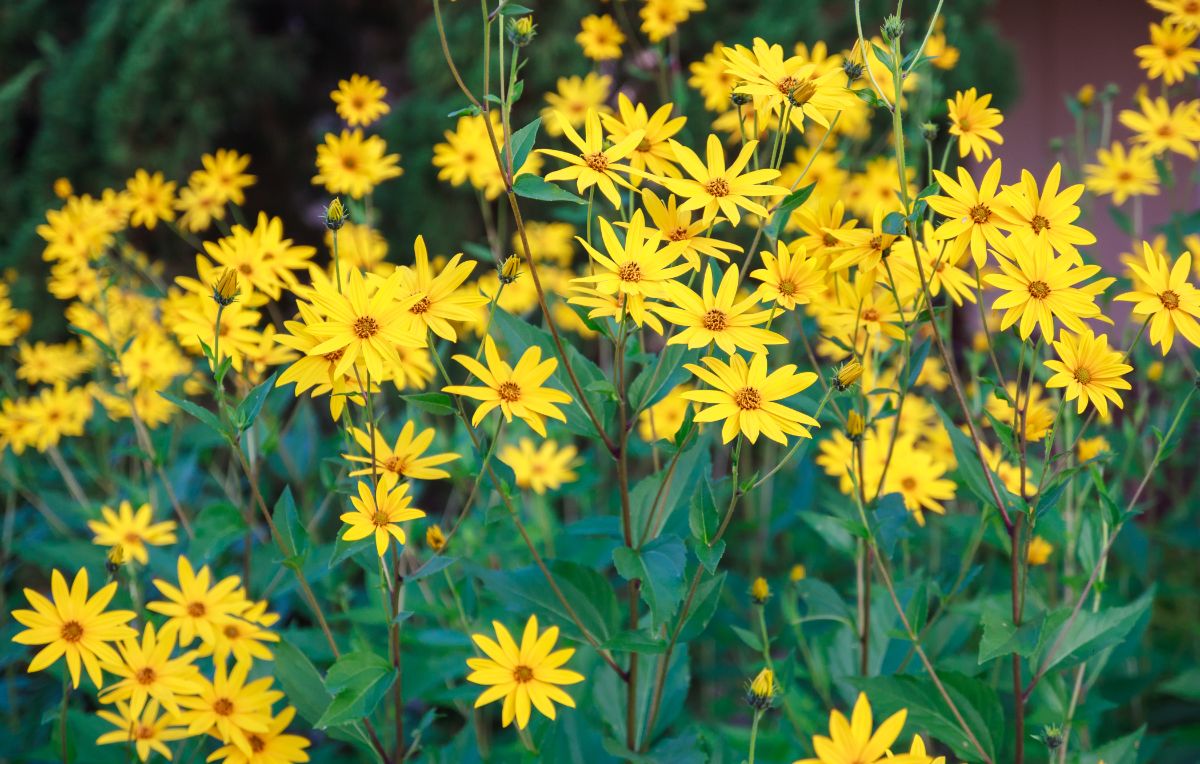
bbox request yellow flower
[793,692,908,764]
[499,438,580,494]
[927,159,1008,268]
[750,576,771,603]
[1084,142,1159,205]
[661,133,787,226]
[1136,20,1200,84]
[344,421,460,488]
[340,480,426,557]
[640,0,704,42]
[426,525,447,552]
[191,148,256,207]
[11,567,137,688]
[541,73,612,136]
[96,700,191,762]
[275,301,366,421]
[985,382,1057,442]
[1114,243,1200,353]
[657,264,786,354]
[682,353,819,444]
[312,128,403,198]
[1044,329,1133,417]
[791,198,859,261]
[1077,435,1111,463]
[722,37,856,133]
[750,240,826,310]
[201,610,281,666]
[1150,0,1200,28]
[125,170,177,230]
[575,14,625,61]
[638,384,692,442]
[884,449,956,526]
[175,182,225,233]
[827,206,902,273]
[924,21,959,70]
[397,235,488,341]
[207,705,312,764]
[540,109,643,208]
[99,622,201,717]
[1077,84,1096,108]
[466,615,585,729]
[985,240,1111,340]
[835,360,863,391]
[895,735,946,764]
[789,564,807,582]
[1026,535,1054,566]
[637,189,742,271]
[690,42,739,112]
[1119,96,1200,159]
[331,73,390,126]
[747,667,777,709]
[177,658,282,758]
[948,88,1004,162]
[601,94,687,185]
[443,335,573,436]
[87,500,177,565]
[996,163,1097,263]
[147,556,249,647]
[53,177,73,198]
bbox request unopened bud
[846,410,865,440]
[789,564,806,582]
[731,84,752,107]
[834,360,863,391]
[750,576,770,604]
[500,254,523,284]
[921,122,938,142]
[1077,84,1096,109]
[842,59,865,83]
[882,14,905,42]
[506,15,536,47]
[746,668,777,710]
[212,269,240,307]
[106,545,127,576]
[322,197,348,230]
[426,525,446,553]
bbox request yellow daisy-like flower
[1119,96,1200,159]
[996,163,1096,264]
[984,381,1057,442]
[637,384,692,442]
[791,197,859,261]
[96,700,191,763]
[750,240,826,310]
[575,14,625,61]
[343,421,460,488]
[682,353,819,444]
[722,37,856,133]
[657,264,786,354]
[331,73,390,127]
[1044,329,1133,416]
[661,133,787,226]
[444,335,573,436]
[640,0,702,43]
[827,206,902,273]
[689,42,739,112]
[147,556,249,648]
[312,128,403,198]
[1077,435,1111,463]
[275,301,366,421]
[207,705,312,764]
[499,438,580,495]
[87,500,177,565]
[1027,535,1054,566]
[792,692,909,764]
[203,614,281,666]
[1135,20,1200,84]
[601,94,687,185]
[397,235,488,341]
[884,449,956,526]
[637,189,742,270]
[190,148,256,207]
[340,480,426,557]
[947,88,1004,162]
[1084,142,1159,206]
[1149,0,1200,28]
[99,622,201,717]
[927,159,1008,268]
[305,267,426,382]
[540,109,643,208]
[541,73,612,136]
[177,658,282,758]
[466,615,585,729]
[985,240,1111,340]
[11,567,137,689]
[1114,242,1200,353]
[125,169,177,230]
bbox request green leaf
[677,573,725,643]
[1083,726,1145,764]
[932,400,1006,513]
[272,487,308,564]
[793,579,855,626]
[1036,587,1154,674]
[447,104,482,118]
[159,391,229,440]
[631,444,708,540]
[629,345,700,412]
[273,639,334,724]
[317,651,396,728]
[1108,205,1134,237]
[766,182,816,239]
[509,117,540,172]
[978,602,1049,664]
[478,560,621,643]
[613,535,687,630]
[689,537,725,575]
[904,338,931,391]
[513,173,587,204]
[407,555,456,583]
[189,503,248,563]
[402,392,457,416]
[600,632,668,654]
[729,624,763,652]
[882,211,907,235]
[235,371,278,431]
[687,474,723,544]
[498,2,533,15]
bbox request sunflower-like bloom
[312,129,403,198]
[638,189,742,270]
[147,557,249,648]
[1119,96,1200,160]
[466,615,585,729]
[499,438,580,495]
[682,353,819,444]
[660,134,787,226]
[11,567,137,689]
[601,94,687,184]
[331,74,390,126]
[539,109,643,208]
[985,240,1112,340]
[444,335,573,436]
[397,235,488,342]
[1149,0,1200,28]
[540,73,612,136]
[1044,329,1133,416]
[177,658,282,758]
[750,240,826,309]
[125,170,177,230]
[96,700,191,762]
[947,88,1004,162]
[99,623,201,717]
[792,692,911,764]
[87,500,177,565]
[996,163,1097,264]
[827,206,902,273]
[1135,20,1200,84]
[1114,242,1200,353]
[575,14,625,61]
[927,159,1008,268]
[339,480,426,557]
[1084,142,1159,206]
[884,448,957,526]
[657,264,786,354]
[722,37,856,133]
[343,420,459,489]
[207,705,312,764]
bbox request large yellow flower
[996,163,1097,264]
[1135,20,1200,84]
[1119,96,1200,159]
[99,622,201,717]
[541,73,612,136]
[601,94,687,184]
[190,148,256,207]
[947,88,1004,162]
[1044,329,1133,416]
[1115,242,1200,353]
[499,438,580,495]
[443,335,573,436]
[397,235,488,341]
[177,658,281,758]
[682,353,819,444]
[11,567,137,688]
[312,128,403,198]
[331,73,390,127]
[793,692,910,764]
[638,189,742,270]
[723,37,856,133]
[927,159,1008,268]
[540,109,643,208]
[340,479,426,557]
[125,169,177,230]
[466,615,585,729]
[750,240,826,310]
[96,700,190,762]
[657,264,786,354]
[343,420,460,488]
[689,42,739,112]
[660,133,787,226]
[87,500,177,565]
[1084,142,1159,206]
[827,205,902,273]
[986,239,1111,340]
[147,556,249,647]
[275,300,367,421]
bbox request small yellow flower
[789,564,807,582]
[1044,329,1133,417]
[339,480,426,557]
[539,109,643,208]
[1026,535,1054,566]
[53,177,73,199]
[575,14,625,61]
[1077,436,1110,463]
[750,576,771,604]
[323,197,348,230]
[1077,84,1096,109]
[747,667,777,710]
[426,525,447,553]
[500,254,523,284]
[835,360,863,391]
[212,268,241,307]
[947,88,1004,162]
[331,74,390,127]
[846,410,866,440]
[96,700,191,763]
[683,353,820,445]
[499,438,580,495]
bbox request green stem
[748,710,762,764]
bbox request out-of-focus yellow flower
[1027,535,1054,566]
[575,14,624,61]
[331,74,390,127]
[750,577,770,604]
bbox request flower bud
[730,84,752,107]
[53,177,74,200]
[746,668,777,710]
[106,545,127,576]
[750,576,770,604]
[882,14,905,42]
[1041,724,1064,750]
[842,59,865,83]
[920,122,938,142]
[789,564,806,582]
[506,16,536,47]
[322,197,348,231]
[500,254,523,284]
[212,268,240,307]
[1077,84,1096,109]
[834,360,863,391]
[426,525,447,553]
[846,410,865,441]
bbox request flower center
[498,381,522,402]
[583,152,609,172]
[238,263,253,275]
[136,724,156,740]
[1161,289,1181,309]
[733,387,762,410]
[869,235,883,251]
[1031,215,1051,233]
[514,665,534,683]
[1027,280,1051,300]
[353,316,380,339]
[822,233,838,247]
[778,280,797,296]
[1074,368,1092,384]
[187,601,207,618]
[409,296,431,315]
[372,509,391,527]
[617,261,643,282]
[60,621,83,643]
[776,76,799,96]
[667,227,689,242]
[704,178,731,197]
[249,735,266,753]
[862,307,880,322]
[323,348,345,363]
[223,625,240,639]
[969,204,991,224]
[901,476,917,491]
[136,667,157,685]
[124,532,141,544]
[213,698,235,716]
[383,455,406,473]
[702,309,729,331]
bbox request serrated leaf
[509,117,540,173]
[613,535,687,630]
[513,173,587,204]
[272,486,309,562]
[1036,587,1154,674]
[689,537,725,574]
[236,371,277,431]
[317,651,396,729]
